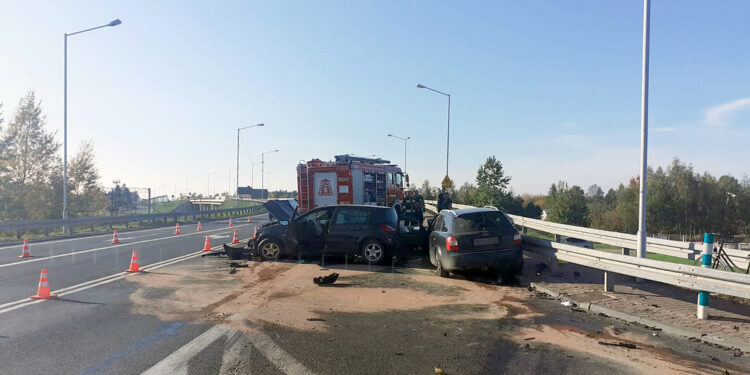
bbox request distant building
[237,186,268,199]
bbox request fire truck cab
[297,155,407,214]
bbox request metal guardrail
[0,205,265,233]
[424,200,749,270]
[424,199,750,300]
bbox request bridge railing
[0,205,265,236]
[424,200,750,301]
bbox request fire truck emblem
[318,179,333,196]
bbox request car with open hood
[247,200,400,264]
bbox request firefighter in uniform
[402,190,417,226]
[413,190,425,226]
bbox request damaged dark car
[246,200,403,264]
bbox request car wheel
[259,238,283,261]
[435,252,449,278]
[361,240,386,264]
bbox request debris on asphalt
[229,262,248,268]
[434,367,443,374]
[313,273,339,285]
[598,341,637,349]
[523,337,535,341]
[201,250,227,257]
[306,318,326,322]
[561,301,576,307]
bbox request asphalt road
[0,214,267,375]
[2,216,748,375]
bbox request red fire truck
[297,155,407,213]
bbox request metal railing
[424,200,750,301]
[0,205,265,235]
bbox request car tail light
[380,224,396,233]
[446,236,459,251]
[513,231,522,245]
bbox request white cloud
[704,97,750,126]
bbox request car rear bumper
[441,248,522,272]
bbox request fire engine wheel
[361,240,385,264]
[259,239,282,260]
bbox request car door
[288,207,334,255]
[429,214,446,265]
[326,207,371,254]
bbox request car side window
[433,215,444,232]
[299,208,333,225]
[334,207,370,225]
[441,216,449,232]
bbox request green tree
[0,91,61,220]
[67,141,108,217]
[546,181,589,226]
[420,180,435,200]
[454,182,478,205]
[474,156,511,207]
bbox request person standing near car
[413,190,425,226]
[402,190,417,226]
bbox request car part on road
[223,243,251,260]
[259,238,283,261]
[313,273,339,285]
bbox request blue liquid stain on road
[76,321,186,375]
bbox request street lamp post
[387,134,410,172]
[416,84,450,178]
[636,0,651,263]
[261,149,279,200]
[236,123,264,207]
[63,19,122,228]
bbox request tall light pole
[416,83,450,180]
[236,123,264,207]
[387,133,410,172]
[636,0,651,263]
[63,19,122,226]
[261,149,279,200]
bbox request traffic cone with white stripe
[203,235,212,252]
[30,269,57,299]
[228,217,234,227]
[175,222,181,235]
[253,225,258,239]
[232,228,240,244]
[125,250,141,273]
[19,238,32,258]
[248,215,252,223]
[112,229,120,244]
[197,221,203,231]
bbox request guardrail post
[697,233,714,320]
[621,247,630,256]
[604,271,615,292]
[554,234,561,242]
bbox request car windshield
[453,211,515,235]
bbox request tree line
[0,90,137,221]
[420,156,749,241]
[546,159,750,240]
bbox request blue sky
[1,1,748,197]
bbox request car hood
[263,199,298,221]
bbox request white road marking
[142,316,316,375]
[0,240,247,315]
[0,213,265,251]
[141,324,234,375]
[0,224,251,269]
[219,331,252,375]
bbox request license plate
[473,237,500,246]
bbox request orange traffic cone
[232,228,240,244]
[125,250,141,273]
[248,215,252,223]
[30,269,57,300]
[19,238,32,258]
[175,222,181,235]
[253,225,258,239]
[197,221,203,231]
[112,229,120,244]
[203,235,212,252]
[228,217,234,227]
